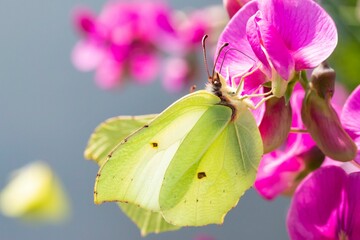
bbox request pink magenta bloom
[254,82,350,200]
[215,0,337,94]
[72,1,177,89]
[287,166,360,240]
[341,85,360,165]
[72,1,220,91]
[254,87,322,200]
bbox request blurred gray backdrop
[0,0,290,239]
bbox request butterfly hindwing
[118,203,180,236]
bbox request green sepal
[284,73,299,105]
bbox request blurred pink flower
[341,85,360,165]
[215,0,337,97]
[193,234,216,240]
[287,166,360,240]
[72,1,220,91]
[223,0,251,18]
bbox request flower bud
[259,92,292,153]
[302,88,357,162]
[310,61,335,100]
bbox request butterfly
[90,36,263,228]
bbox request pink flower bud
[301,64,357,161]
[310,62,335,100]
[259,93,292,153]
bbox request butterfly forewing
[94,91,223,212]
[85,114,157,166]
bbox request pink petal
[345,171,360,239]
[287,166,347,240]
[247,12,294,80]
[258,0,338,70]
[72,7,97,35]
[341,85,360,138]
[341,86,360,164]
[258,93,292,153]
[129,51,159,84]
[72,41,104,71]
[95,59,122,89]
[223,0,242,18]
[215,1,261,87]
[162,57,189,92]
[255,150,304,200]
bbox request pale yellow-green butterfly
[91,36,264,231]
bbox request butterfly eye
[213,80,221,88]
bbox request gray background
[0,1,290,239]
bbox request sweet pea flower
[254,87,324,200]
[162,5,227,92]
[287,166,360,240]
[254,79,352,200]
[73,1,226,92]
[341,85,360,164]
[72,1,177,89]
[215,0,337,97]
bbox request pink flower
[341,85,360,165]
[254,80,352,200]
[72,1,177,89]
[254,87,324,200]
[215,0,337,97]
[162,57,190,93]
[72,1,223,92]
[287,166,360,240]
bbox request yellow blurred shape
[0,161,70,223]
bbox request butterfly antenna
[202,35,212,81]
[219,48,256,73]
[212,42,229,78]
